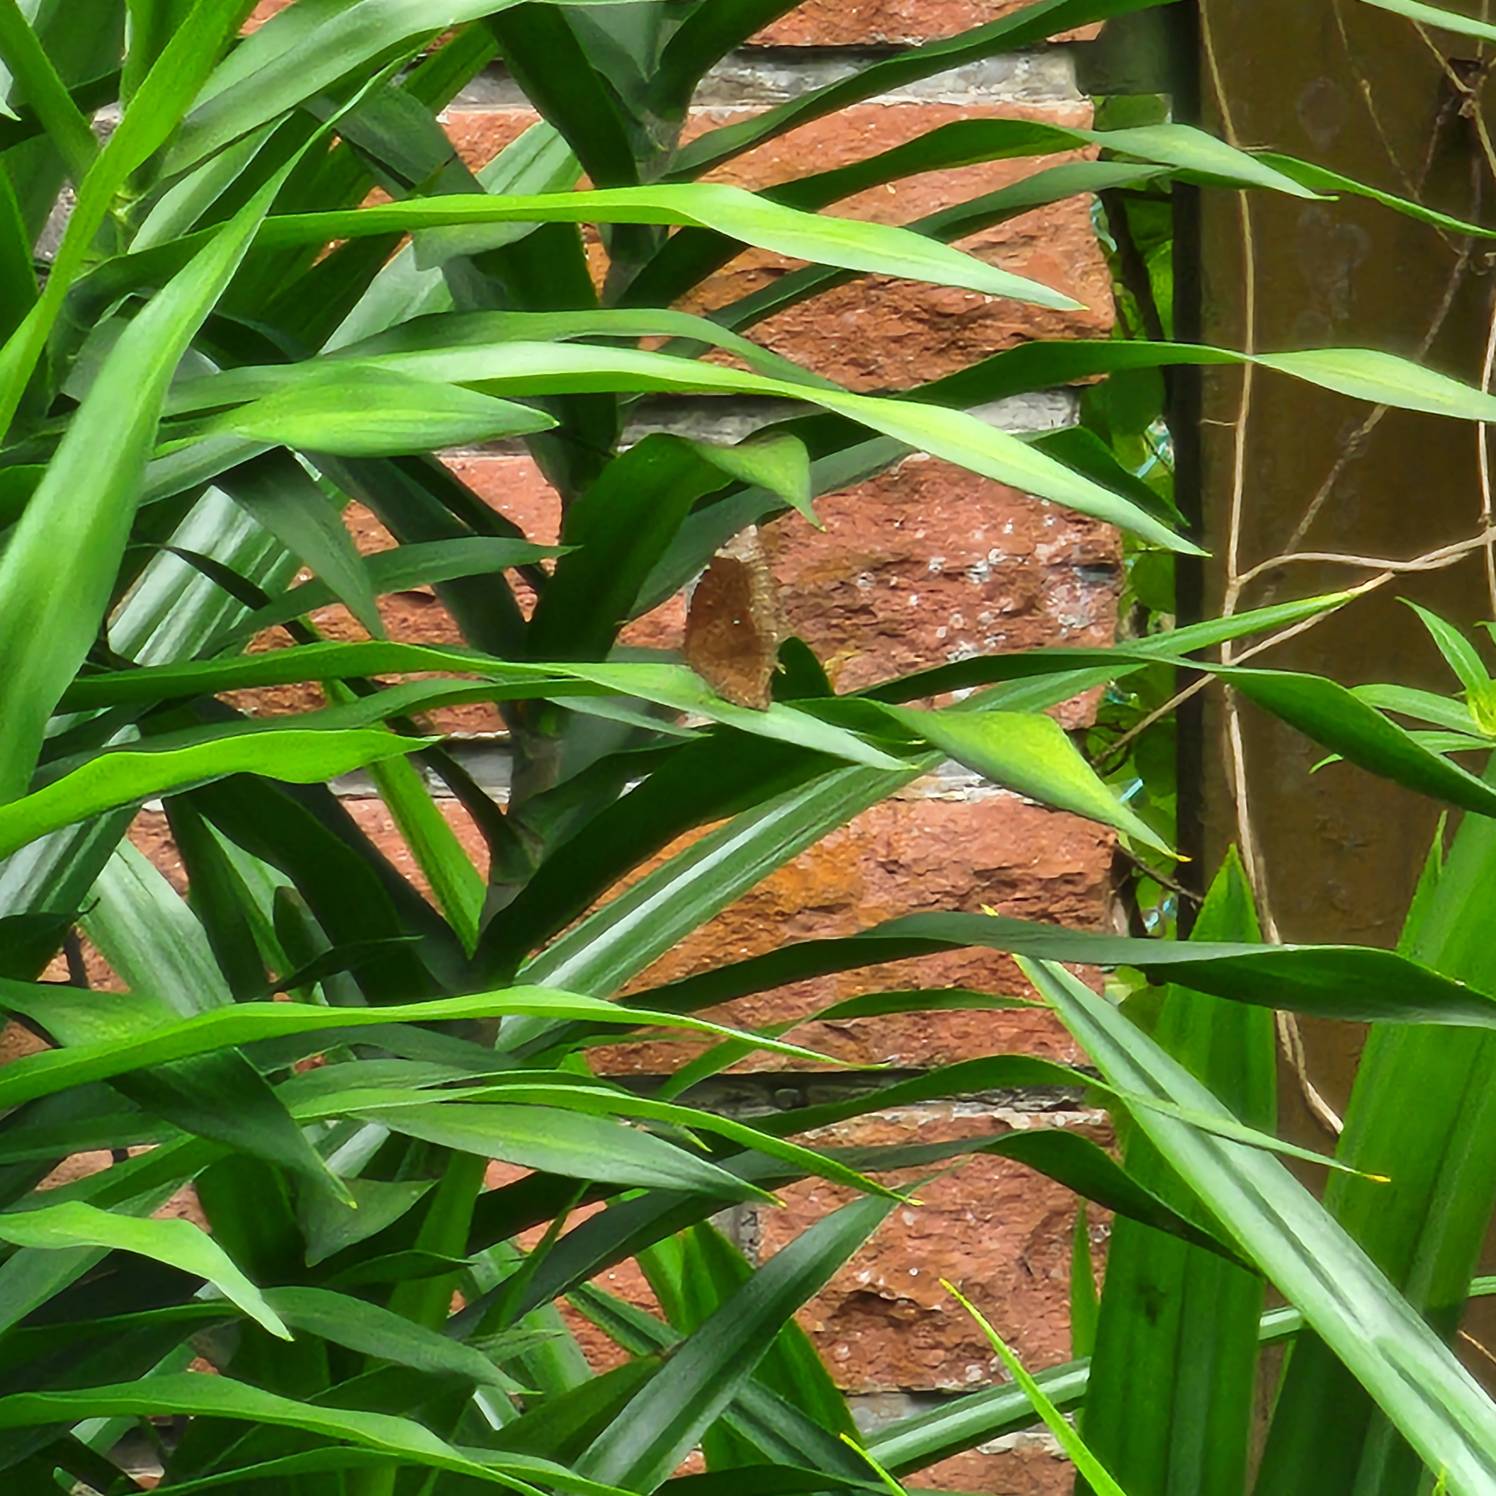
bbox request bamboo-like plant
[0,0,1494,1492]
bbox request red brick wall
[362,17,1116,1490]
[149,9,1122,1491]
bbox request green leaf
[340,307,840,388]
[882,705,1173,854]
[642,1222,859,1462]
[654,1,801,105]
[1219,665,1496,819]
[667,0,1174,177]
[967,339,1496,425]
[363,747,486,953]
[1358,0,1496,41]
[636,909,1496,1029]
[215,452,386,638]
[369,1080,901,1203]
[172,344,1195,552]
[210,536,561,649]
[0,983,835,1110]
[78,845,348,1201]
[1081,853,1272,1496]
[0,729,436,860]
[485,6,641,186]
[1257,780,1496,1495]
[1023,958,1496,1494]
[0,1200,287,1339]
[0,169,36,347]
[368,1101,775,1201]
[1354,683,1483,735]
[54,643,919,771]
[111,181,1081,311]
[632,117,1310,312]
[1405,599,1494,701]
[0,0,96,183]
[1071,1202,1099,1361]
[577,1194,898,1491]
[171,0,640,178]
[943,1279,1128,1495]
[1258,151,1496,242]
[1252,348,1496,420]
[0,1371,618,1492]
[0,0,256,434]
[527,436,749,664]
[298,1177,434,1267]
[268,1284,514,1388]
[653,159,1169,338]
[188,365,561,459]
[0,146,291,802]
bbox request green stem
[352,1151,488,1496]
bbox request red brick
[344,796,493,890]
[758,0,1098,45]
[917,1436,1072,1495]
[0,1021,46,1065]
[763,454,1120,703]
[759,1106,1107,1391]
[590,789,1111,1075]
[674,100,1109,390]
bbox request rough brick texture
[592,789,1112,1073]
[761,1107,1107,1390]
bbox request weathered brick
[590,788,1112,1075]
[344,795,493,890]
[916,1435,1073,1495]
[0,1021,46,1065]
[758,0,1098,45]
[762,453,1120,702]
[676,100,1109,389]
[757,1105,1106,1391]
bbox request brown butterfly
[684,527,787,710]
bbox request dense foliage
[0,0,1494,1492]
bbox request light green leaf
[884,705,1173,853]
[0,1200,287,1339]
[170,344,1195,552]
[0,1371,614,1492]
[0,137,294,801]
[1359,0,1496,41]
[185,365,561,459]
[0,729,436,860]
[0,983,836,1111]
[944,1279,1129,1495]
